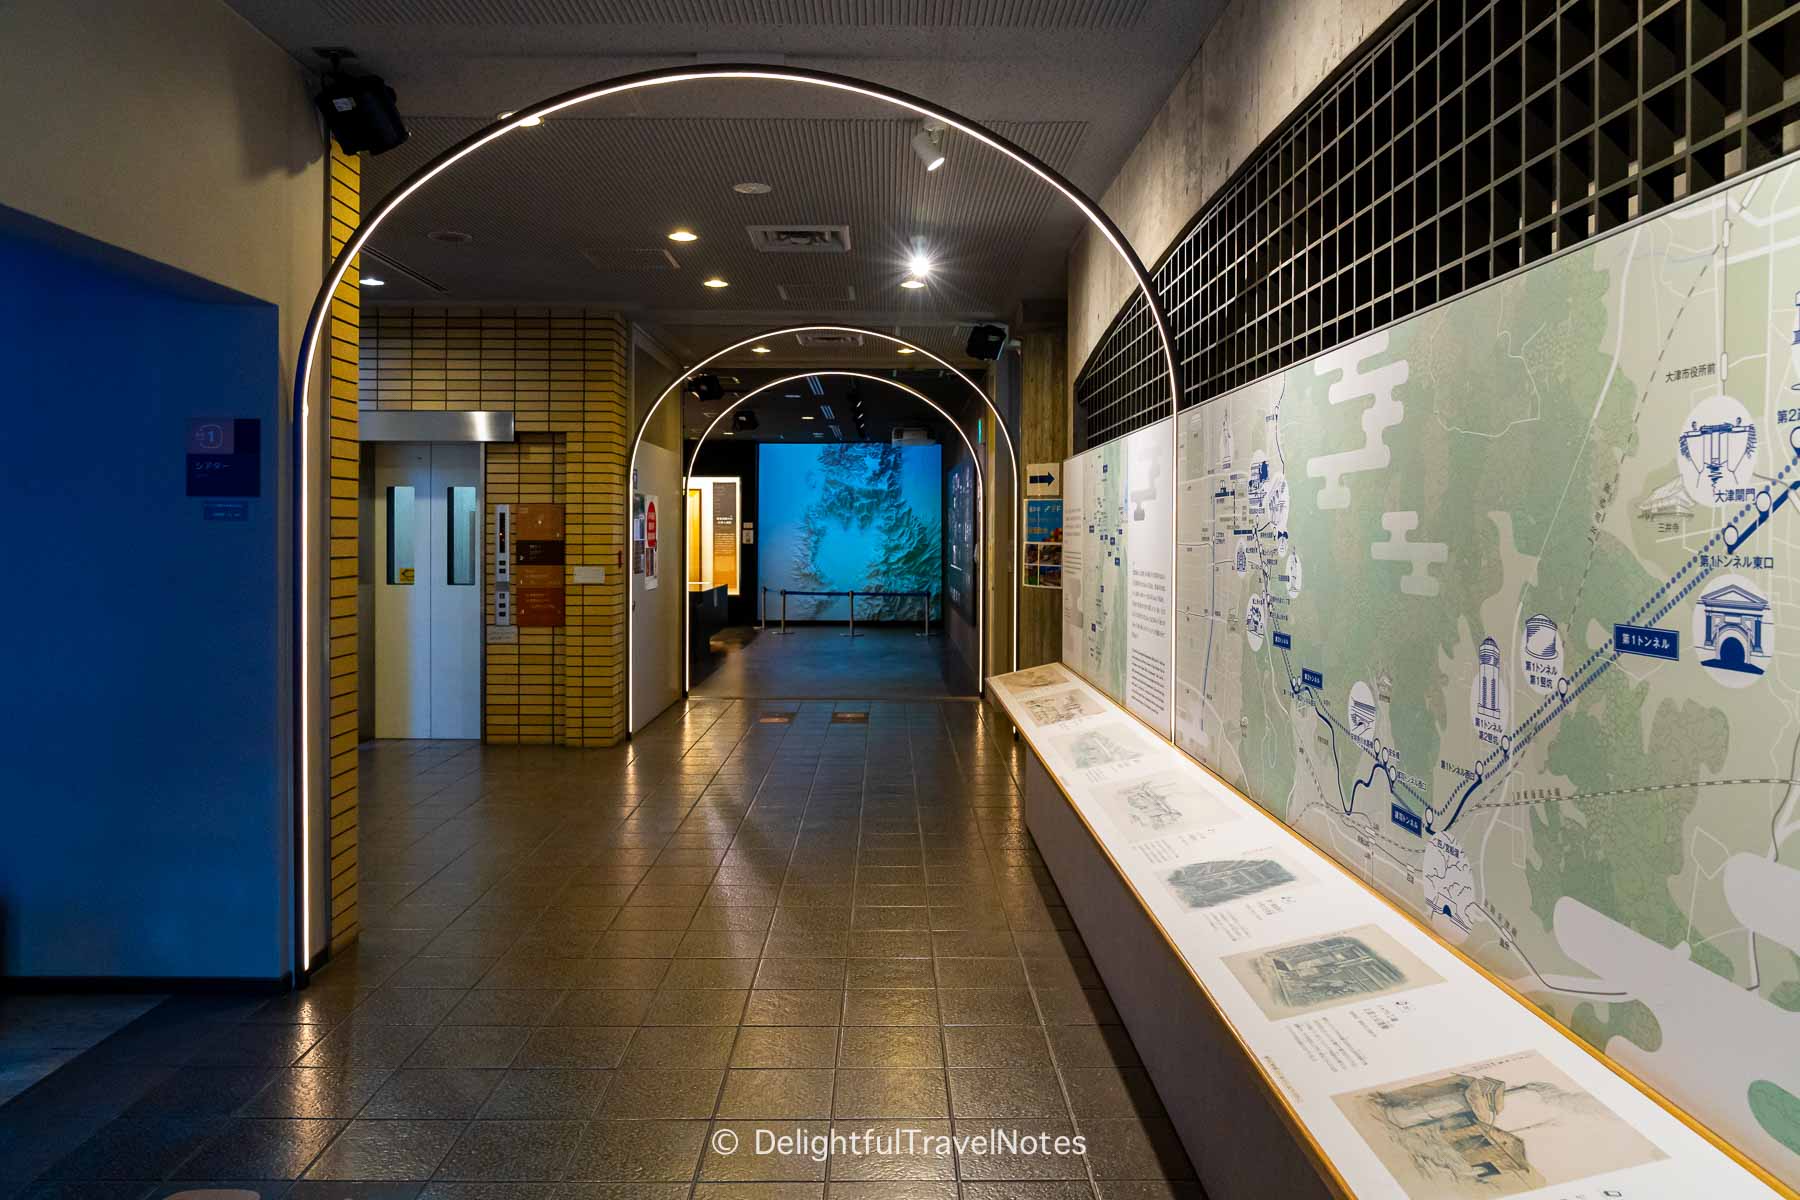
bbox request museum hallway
[691,628,975,701]
[0,699,1192,1195]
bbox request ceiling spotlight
[751,345,771,354]
[801,414,815,420]
[732,181,773,195]
[702,277,729,289]
[911,121,947,172]
[498,111,542,127]
[896,346,915,354]
[900,277,926,290]
[667,228,698,243]
[359,275,386,287]
[908,252,933,278]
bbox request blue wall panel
[0,220,286,980]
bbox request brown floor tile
[841,990,938,1027]
[716,1067,835,1118]
[566,1119,709,1181]
[644,989,749,1026]
[835,1027,943,1069]
[744,989,844,1026]
[597,1069,725,1119]
[831,1069,948,1119]
[946,1068,1067,1118]
[625,1025,739,1069]
[731,1026,840,1069]
[826,1119,956,1181]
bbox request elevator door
[373,443,481,739]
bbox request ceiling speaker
[966,323,1008,360]
[690,374,725,402]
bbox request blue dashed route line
[1261,440,1800,838]
[1424,445,1800,834]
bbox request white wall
[632,442,684,730]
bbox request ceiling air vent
[795,332,864,349]
[778,283,856,303]
[581,247,680,272]
[748,225,852,254]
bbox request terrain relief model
[759,442,942,621]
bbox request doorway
[367,442,482,739]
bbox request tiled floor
[0,996,166,1107]
[0,698,1197,1198]
[690,628,974,699]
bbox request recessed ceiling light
[908,253,932,277]
[732,181,773,195]
[801,414,815,420]
[427,229,472,244]
[498,111,542,127]
[896,346,915,354]
[900,277,926,290]
[751,345,771,354]
[359,275,386,287]
[667,229,698,243]
[703,277,729,289]
[722,430,736,435]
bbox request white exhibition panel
[631,441,682,732]
[991,663,1776,1200]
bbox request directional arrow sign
[1026,463,1061,497]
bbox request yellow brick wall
[325,146,361,953]
[360,307,630,746]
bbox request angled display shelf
[993,663,1783,1199]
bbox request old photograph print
[1333,1051,1666,1198]
[1223,923,1442,1020]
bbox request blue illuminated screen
[758,442,942,621]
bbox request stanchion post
[847,591,856,639]
[781,589,787,635]
[921,589,929,638]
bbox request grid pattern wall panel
[1076,0,1800,449]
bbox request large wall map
[1070,160,1800,1190]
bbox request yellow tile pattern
[360,306,630,747]
[326,145,361,953]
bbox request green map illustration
[1163,160,1800,1189]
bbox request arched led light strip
[292,64,1181,976]
[679,371,987,698]
[628,325,1021,728]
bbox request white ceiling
[228,0,1224,365]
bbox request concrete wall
[1067,0,1407,380]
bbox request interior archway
[674,370,988,702]
[628,327,1016,725]
[292,63,1180,972]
